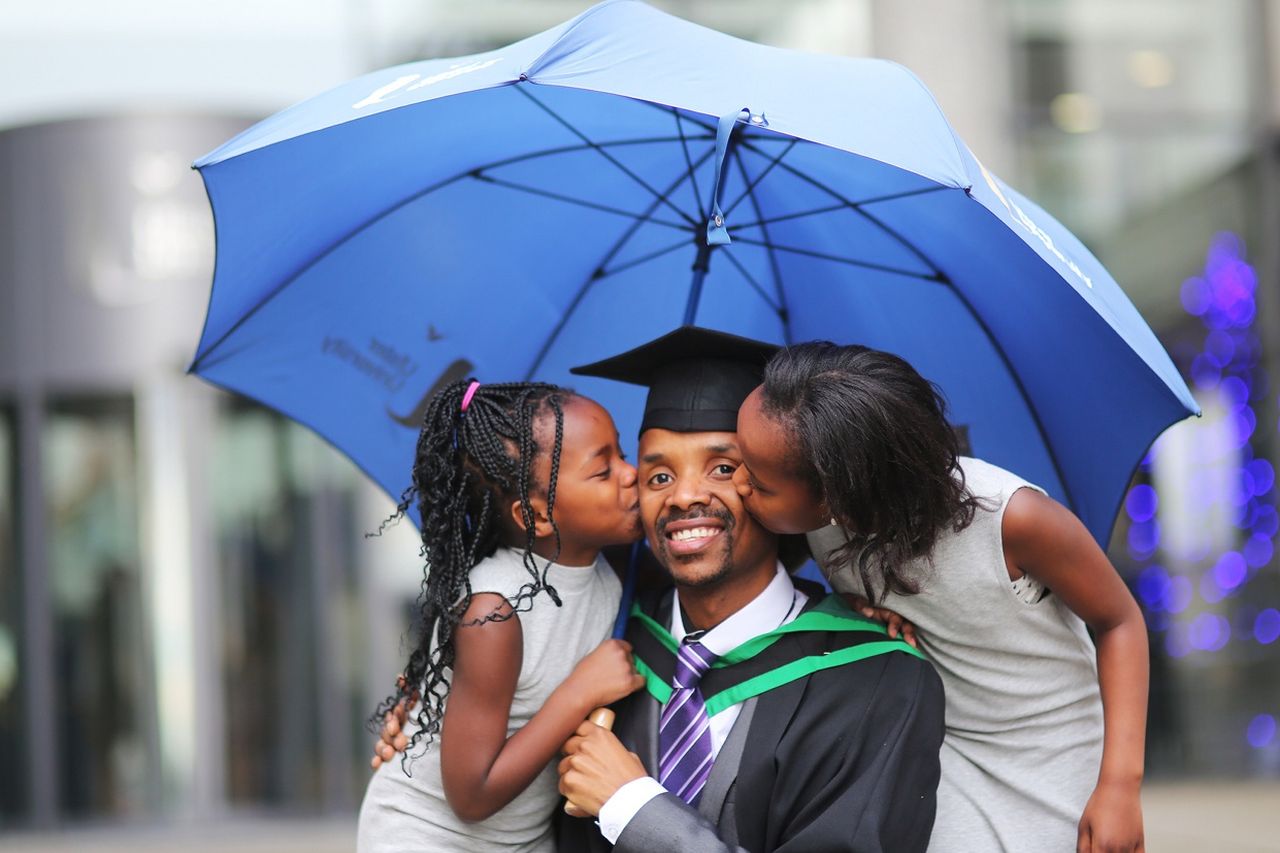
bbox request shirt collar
[670,563,798,657]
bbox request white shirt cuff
[597,776,667,843]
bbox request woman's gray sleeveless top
[807,457,1103,852]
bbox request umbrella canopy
[191,0,1197,546]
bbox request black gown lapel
[730,632,810,850]
[620,587,676,774]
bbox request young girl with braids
[732,343,1148,853]
[356,379,646,853]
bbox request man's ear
[510,497,553,539]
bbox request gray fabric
[615,793,748,853]
[807,457,1104,853]
[356,547,621,853]
[697,696,756,831]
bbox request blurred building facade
[0,0,1278,837]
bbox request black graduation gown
[556,585,946,852]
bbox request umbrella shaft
[685,242,714,325]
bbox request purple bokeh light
[1136,565,1170,610]
[1212,552,1248,591]
[1125,485,1158,523]
[1181,277,1211,316]
[1255,609,1280,645]
[1134,234,1279,672]
[1127,520,1161,559]
[1253,505,1278,538]
[1247,714,1276,749]
[1231,408,1257,448]
[1166,576,1193,614]
[1190,356,1220,389]
[1200,573,1227,604]
[1220,375,1248,406]
[1248,459,1275,496]
[1189,613,1230,651]
[1243,534,1273,569]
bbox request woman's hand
[1077,778,1144,852]
[562,639,646,710]
[840,593,919,649]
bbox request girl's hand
[565,639,646,709]
[558,720,648,818]
[1077,779,1144,852]
[840,593,920,649]
[370,675,417,769]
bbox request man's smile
[660,514,730,556]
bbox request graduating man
[556,326,945,853]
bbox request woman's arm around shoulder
[1002,489,1147,853]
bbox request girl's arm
[439,593,644,822]
[839,593,920,649]
[1002,489,1146,853]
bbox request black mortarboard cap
[571,326,780,434]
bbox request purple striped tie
[658,639,718,805]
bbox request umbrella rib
[515,85,700,228]
[674,109,708,221]
[736,142,947,279]
[192,134,724,370]
[597,236,692,279]
[941,287,1077,511]
[480,133,714,167]
[726,141,1078,506]
[732,186,951,231]
[728,137,1078,508]
[651,105,949,279]
[523,148,719,380]
[730,148,789,331]
[851,184,954,207]
[732,202,847,231]
[192,130,728,370]
[471,173,693,232]
[730,236,943,283]
[638,99,938,268]
[191,166,465,371]
[706,140,1075,507]
[721,140,797,220]
[640,100,717,133]
[580,101,1078,510]
[718,246,780,313]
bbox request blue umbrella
[191,0,1197,547]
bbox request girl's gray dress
[807,457,1104,853]
[357,547,620,852]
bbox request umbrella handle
[611,541,642,640]
[563,707,617,817]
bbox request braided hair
[370,379,572,757]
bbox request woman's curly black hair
[760,342,986,602]
[369,378,572,758]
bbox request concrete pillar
[869,0,1017,178]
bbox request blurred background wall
[0,1,1277,849]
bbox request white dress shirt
[596,564,807,842]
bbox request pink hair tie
[460,380,481,413]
